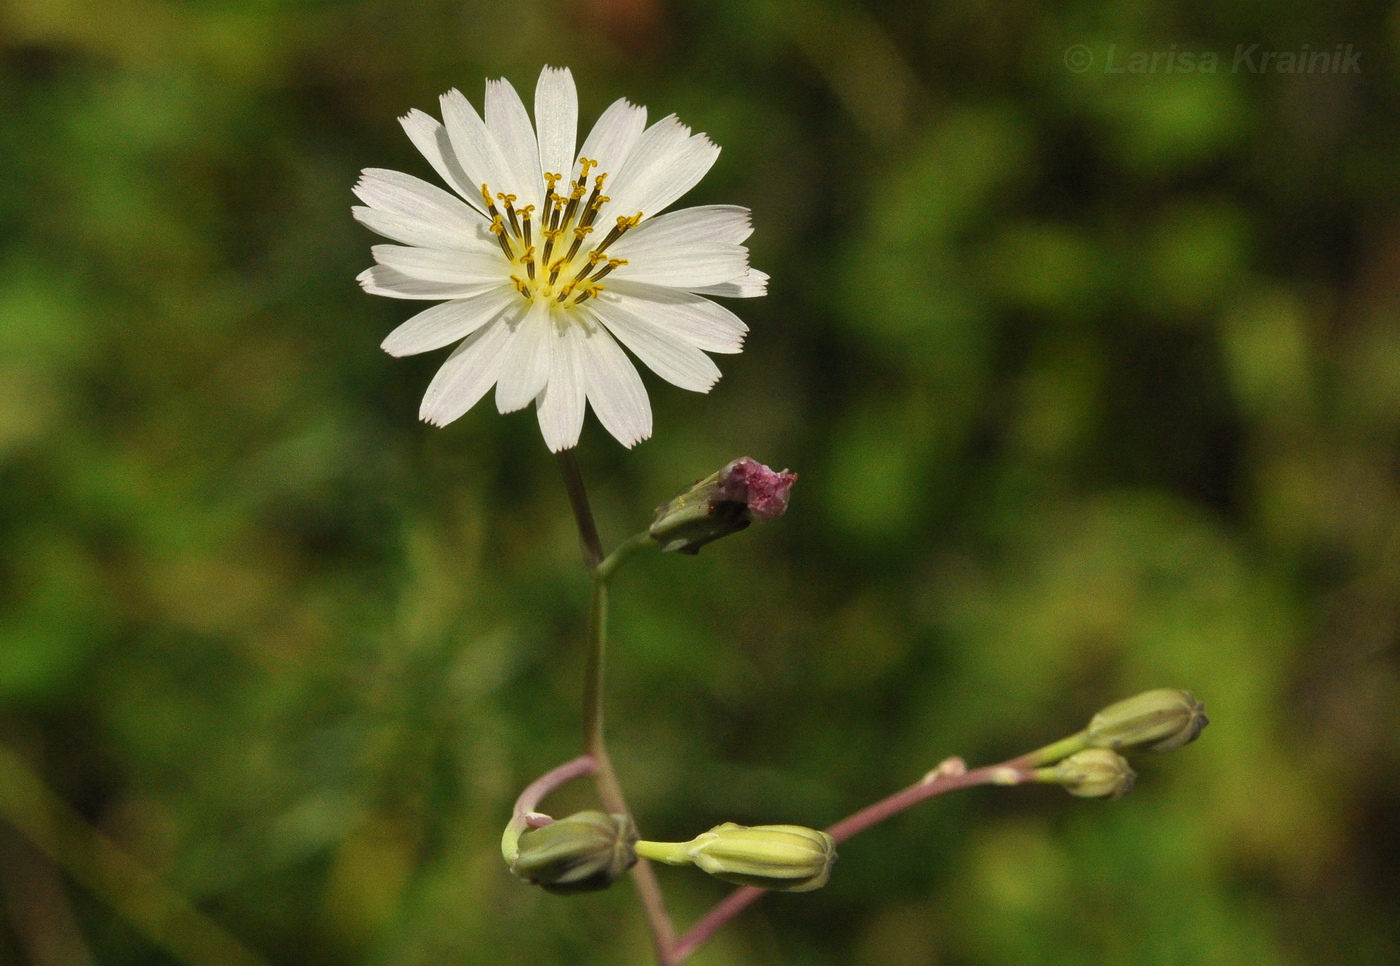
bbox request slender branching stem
[554,450,1054,966]
[557,451,604,568]
[557,452,677,965]
[500,755,599,863]
[670,759,1037,962]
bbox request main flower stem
[557,451,677,965]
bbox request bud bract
[1049,749,1136,799]
[685,822,836,892]
[649,458,797,555]
[1086,689,1208,753]
[509,810,638,894]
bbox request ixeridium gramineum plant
[355,66,1210,965]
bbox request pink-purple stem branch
[511,754,597,830]
[670,757,1037,962]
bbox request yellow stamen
[540,227,563,267]
[562,224,594,265]
[588,257,626,285]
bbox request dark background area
[2,0,1399,963]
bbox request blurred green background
[3,0,1400,963]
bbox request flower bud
[1086,689,1208,753]
[685,823,836,892]
[509,811,638,894]
[649,458,797,555]
[1048,749,1136,799]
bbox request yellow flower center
[482,158,642,309]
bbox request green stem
[557,450,604,568]
[599,530,655,584]
[635,840,697,866]
[1011,730,1090,769]
[557,452,677,965]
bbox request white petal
[610,205,752,252]
[372,244,507,285]
[381,285,520,357]
[535,66,578,185]
[353,205,494,252]
[419,317,515,426]
[440,89,518,206]
[355,169,486,231]
[585,297,721,393]
[580,324,652,448]
[494,301,553,413]
[358,265,501,300]
[578,98,647,183]
[399,109,483,212]
[606,117,720,220]
[603,282,748,353]
[687,268,769,299]
[609,244,748,288]
[535,323,587,452]
[485,78,543,210]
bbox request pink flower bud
[713,458,797,521]
[649,457,798,554]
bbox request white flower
[354,66,767,452]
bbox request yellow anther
[548,259,567,275]
[587,249,608,263]
[608,258,628,268]
[625,212,643,228]
[481,184,494,205]
[521,246,536,263]
[544,173,562,188]
[573,225,595,239]
[521,205,536,218]
[489,215,506,235]
[497,193,517,205]
[510,275,529,294]
[578,157,596,176]
[594,172,609,189]
[541,228,564,243]
[573,283,604,304]
[590,194,611,211]
[570,185,586,200]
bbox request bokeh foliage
[2,0,1400,963]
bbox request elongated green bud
[509,811,638,894]
[1041,749,1136,799]
[681,823,836,892]
[649,458,797,555]
[1086,689,1208,753]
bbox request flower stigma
[485,159,641,316]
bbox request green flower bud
[1047,749,1136,799]
[684,823,836,892]
[1086,689,1208,753]
[649,458,796,555]
[509,811,638,894]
